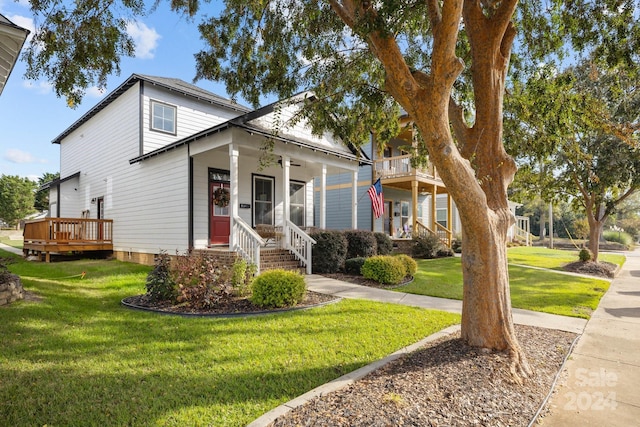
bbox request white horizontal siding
[141,85,243,154]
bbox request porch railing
[414,219,452,248]
[232,216,266,273]
[282,220,316,274]
[514,215,531,246]
[23,218,113,243]
[373,154,440,181]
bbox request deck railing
[373,154,440,181]
[414,219,452,248]
[23,218,113,243]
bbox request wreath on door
[213,187,230,208]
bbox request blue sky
[0,0,243,181]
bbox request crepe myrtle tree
[21,0,639,380]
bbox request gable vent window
[151,101,177,134]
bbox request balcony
[373,154,442,188]
[23,218,113,262]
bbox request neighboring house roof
[0,13,30,96]
[52,73,250,144]
[129,93,372,165]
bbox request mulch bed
[562,261,618,278]
[270,325,577,427]
[121,291,339,316]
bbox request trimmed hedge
[361,255,406,285]
[344,257,366,275]
[395,254,417,277]
[251,269,307,308]
[374,232,393,255]
[344,230,377,259]
[310,230,348,273]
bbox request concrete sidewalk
[0,242,23,256]
[539,249,640,426]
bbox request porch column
[411,180,418,233]
[352,170,358,229]
[431,186,437,230]
[447,193,453,233]
[229,145,239,248]
[320,164,326,229]
[282,156,290,247]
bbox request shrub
[437,247,455,258]
[251,269,306,308]
[344,230,377,259]
[231,258,256,297]
[145,252,176,302]
[395,254,417,277]
[412,233,444,259]
[603,230,633,247]
[172,252,234,308]
[310,230,348,273]
[578,248,593,262]
[374,232,393,255]
[361,255,406,285]
[344,257,366,275]
[451,237,462,254]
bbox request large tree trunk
[587,214,604,262]
[335,0,531,380]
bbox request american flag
[368,178,384,219]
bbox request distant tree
[34,172,60,212]
[0,175,37,228]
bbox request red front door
[210,182,230,245]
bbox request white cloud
[126,21,160,59]
[8,13,34,35]
[22,79,53,94]
[86,86,106,98]
[4,149,49,164]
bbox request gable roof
[0,13,30,96]
[52,73,250,144]
[129,93,371,165]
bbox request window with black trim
[253,175,274,226]
[290,181,305,227]
[151,100,176,134]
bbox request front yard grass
[0,250,459,427]
[397,246,622,319]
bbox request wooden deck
[23,218,113,262]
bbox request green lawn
[0,236,23,249]
[397,246,622,319]
[507,246,626,269]
[0,250,459,427]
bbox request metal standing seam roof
[51,73,251,144]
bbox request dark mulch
[562,260,618,278]
[122,291,338,316]
[270,325,577,427]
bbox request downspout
[188,145,194,251]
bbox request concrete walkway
[539,249,640,426]
[0,242,23,256]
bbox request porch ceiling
[382,178,448,194]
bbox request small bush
[361,255,406,285]
[231,258,256,297]
[145,252,176,302]
[603,230,633,247]
[395,254,417,277]
[412,233,444,259]
[310,230,348,274]
[579,248,593,262]
[437,247,455,258]
[451,238,462,254]
[251,269,306,308]
[344,257,366,275]
[172,252,234,308]
[375,232,393,255]
[344,230,377,259]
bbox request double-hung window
[151,101,176,134]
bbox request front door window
[290,181,305,227]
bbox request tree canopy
[0,175,36,228]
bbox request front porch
[23,218,114,262]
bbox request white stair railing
[232,216,266,274]
[282,220,316,274]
